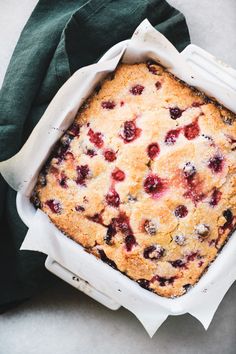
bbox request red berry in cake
[170,259,186,268]
[153,275,176,287]
[155,81,162,90]
[169,107,183,119]
[143,245,165,260]
[137,279,151,290]
[68,123,80,136]
[208,154,224,173]
[88,129,104,148]
[76,164,90,185]
[146,60,159,75]
[222,209,233,230]
[209,188,222,207]
[125,234,136,251]
[186,252,199,262]
[195,224,210,238]
[183,162,196,179]
[103,149,116,162]
[105,189,120,207]
[101,100,116,109]
[192,102,203,108]
[98,249,117,270]
[143,220,158,235]
[174,205,188,218]
[111,168,125,182]
[165,128,181,145]
[59,173,68,188]
[143,174,165,195]
[86,148,97,157]
[184,119,200,140]
[147,143,160,159]
[45,199,62,214]
[104,222,117,244]
[75,205,85,212]
[130,84,144,95]
[120,100,125,106]
[120,120,141,143]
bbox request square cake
[31,61,236,297]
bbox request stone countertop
[0,1,236,353]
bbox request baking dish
[1,20,236,336]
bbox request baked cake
[31,62,236,298]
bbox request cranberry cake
[31,62,236,298]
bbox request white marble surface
[0,0,236,353]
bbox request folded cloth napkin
[0,0,190,312]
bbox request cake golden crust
[31,62,236,298]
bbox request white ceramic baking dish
[7,21,236,335]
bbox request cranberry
[192,102,203,108]
[222,209,233,230]
[75,205,85,212]
[183,162,196,179]
[143,174,165,195]
[103,149,116,162]
[164,128,181,145]
[144,220,157,235]
[104,222,117,244]
[169,107,183,119]
[88,213,103,224]
[76,165,90,185]
[174,205,188,218]
[98,249,117,270]
[186,252,199,262]
[153,275,176,287]
[68,123,80,136]
[146,60,158,75]
[120,120,141,143]
[147,143,160,159]
[183,284,192,292]
[101,100,116,109]
[120,100,125,106]
[130,84,144,95]
[56,145,70,162]
[208,155,224,173]
[125,234,136,251]
[143,245,164,260]
[137,279,150,290]
[184,119,200,140]
[86,148,97,157]
[45,199,62,214]
[155,81,162,90]
[88,129,104,148]
[209,188,222,207]
[111,168,125,182]
[59,173,68,188]
[105,189,120,208]
[170,259,186,268]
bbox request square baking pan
[13,23,236,334]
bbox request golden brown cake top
[32,62,236,297]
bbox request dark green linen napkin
[0,0,190,312]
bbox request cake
[31,61,236,298]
